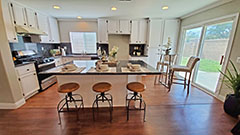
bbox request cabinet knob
[13,38,16,40]
[24,23,26,25]
[30,25,32,27]
[27,69,29,71]
[116,31,118,33]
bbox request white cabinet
[25,8,37,29]
[15,63,39,99]
[10,2,27,26]
[148,19,164,48]
[107,19,131,34]
[2,0,18,42]
[119,20,131,34]
[37,13,50,43]
[130,20,148,44]
[48,17,60,43]
[98,19,108,44]
[162,19,180,53]
[107,20,119,34]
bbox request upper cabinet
[107,19,130,34]
[162,19,180,53]
[130,19,148,44]
[48,17,60,43]
[148,19,164,48]
[10,2,27,26]
[98,19,108,44]
[37,13,50,43]
[25,8,37,29]
[1,0,18,42]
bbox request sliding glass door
[195,21,233,93]
[178,27,202,78]
[178,18,235,94]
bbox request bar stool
[126,82,146,122]
[57,83,84,124]
[92,82,113,122]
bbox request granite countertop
[39,60,161,75]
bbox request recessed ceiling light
[162,6,169,10]
[77,16,82,19]
[111,7,117,11]
[53,5,61,9]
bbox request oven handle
[38,61,56,68]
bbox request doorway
[178,14,238,95]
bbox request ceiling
[15,0,222,19]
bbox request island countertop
[39,60,161,75]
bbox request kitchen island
[40,60,161,107]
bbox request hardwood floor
[0,76,237,135]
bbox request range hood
[15,25,47,35]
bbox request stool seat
[127,82,145,93]
[58,83,80,93]
[93,82,112,93]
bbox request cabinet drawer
[16,63,36,76]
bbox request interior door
[195,21,234,93]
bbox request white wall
[58,19,98,43]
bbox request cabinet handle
[116,31,118,33]
[27,69,30,71]
[33,73,36,75]
[13,38,16,40]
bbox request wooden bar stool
[92,82,113,122]
[126,82,146,122]
[57,83,84,124]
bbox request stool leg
[139,94,142,109]
[102,95,113,122]
[57,98,65,125]
[127,95,136,121]
[65,95,69,111]
[70,96,79,121]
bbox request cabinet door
[37,13,50,43]
[130,20,139,44]
[138,20,148,44]
[48,17,60,43]
[163,19,180,53]
[119,20,130,34]
[25,8,37,28]
[148,19,164,48]
[107,20,119,34]
[2,1,18,42]
[11,2,27,26]
[98,19,108,44]
[19,72,39,98]
[147,47,161,68]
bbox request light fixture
[77,16,82,19]
[162,6,169,10]
[53,5,61,9]
[111,7,117,11]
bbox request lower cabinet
[16,63,40,99]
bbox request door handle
[220,55,224,65]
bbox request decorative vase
[109,55,117,62]
[224,94,240,117]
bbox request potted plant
[220,60,240,117]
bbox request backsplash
[9,36,60,57]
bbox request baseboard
[0,98,26,109]
[217,95,226,102]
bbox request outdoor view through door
[179,20,234,93]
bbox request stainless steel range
[13,50,57,91]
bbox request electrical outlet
[41,47,44,51]
[237,57,240,64]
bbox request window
[70,32,97,54]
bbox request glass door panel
[195,21,233,93]
[178,27,202,78]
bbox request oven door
[37,61,57,90]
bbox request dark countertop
[15,62,35,67]
[39,60,161,75]
[54,54,98,58]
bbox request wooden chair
[169,56,200,94]
[154,54,177,85]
